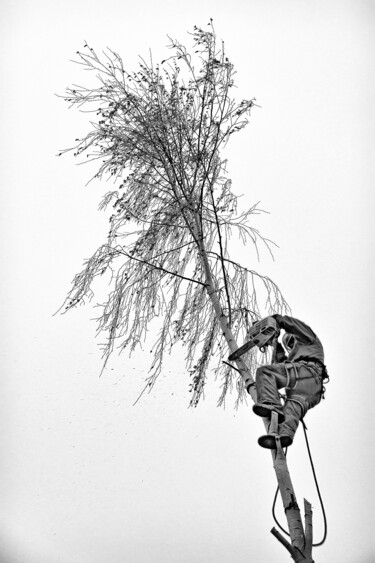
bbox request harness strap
[284,362,299,390]
[284,361,325,413]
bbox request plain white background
[1,1,374,561]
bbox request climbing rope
[271,420,328,547]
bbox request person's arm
[272,314,316,344]
[273,340,287,363]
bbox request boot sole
[258,434,293,449]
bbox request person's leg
[252,363,287,421]
[254,363,287,404]
[259,363,323,449]
[277,399,303,442]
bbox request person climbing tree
[252,314,329,449]
[59,23,327,560]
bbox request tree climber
[252,315,328,449]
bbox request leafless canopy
[59,21,289,406]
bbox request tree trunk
[196,234,315,561]
[270,443,314,562]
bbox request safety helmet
[282,333,296,352]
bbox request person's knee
[286,396,307,418]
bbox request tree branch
[208,179,232,327]
[270,528,297,559]
[115,248,207,287]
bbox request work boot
[252,403,285,423]
[258,434,293,449]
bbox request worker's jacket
[272,314,325,365]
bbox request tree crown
[59,21,289,406]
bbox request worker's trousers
[255,361,323,440]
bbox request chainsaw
[228,316,280,361]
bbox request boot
[258,433,293,449]
[252,403,285,423]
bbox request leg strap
[284,362,298,390]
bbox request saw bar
[228,317,279,361]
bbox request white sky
[1,1,375,561]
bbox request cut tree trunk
[270,442,314,562]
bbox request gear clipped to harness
[228,317,280,361]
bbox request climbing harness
[271,419,328,547]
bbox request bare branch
[117,248,207,287]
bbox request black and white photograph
[1,1,374,561]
